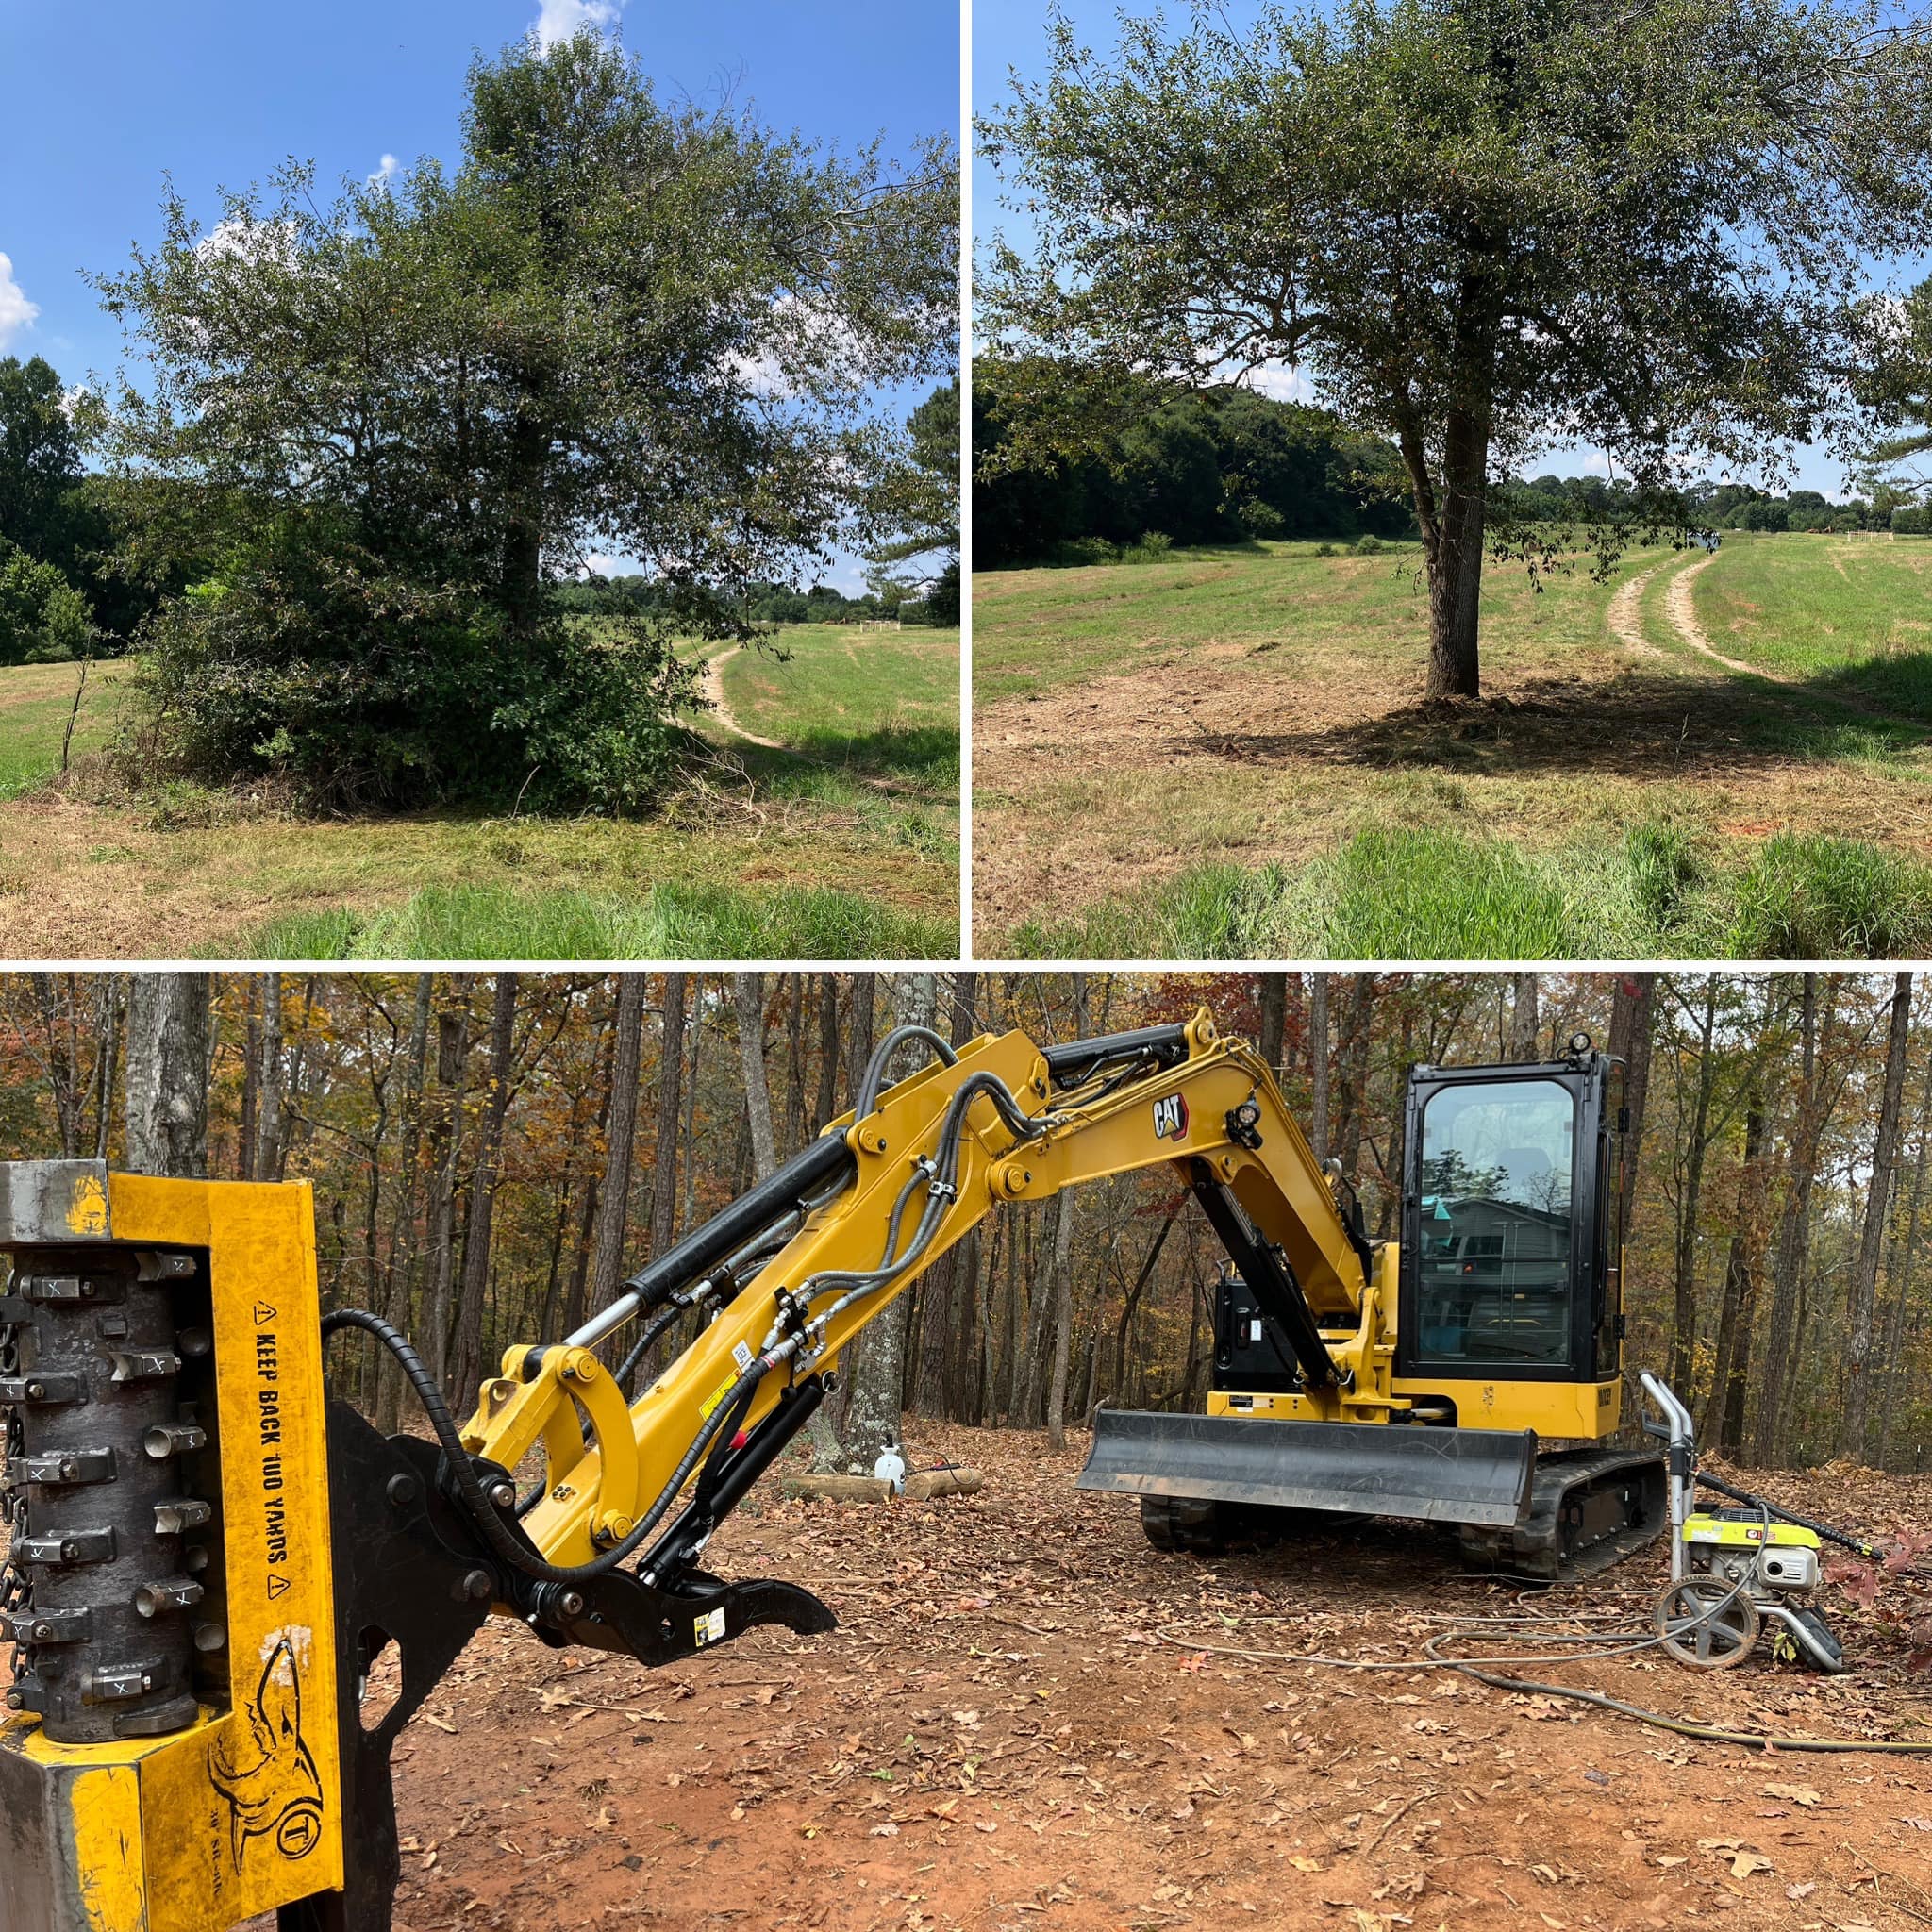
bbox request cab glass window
[1415,1078,1575,1368]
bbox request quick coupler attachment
[1,1245,216,1744]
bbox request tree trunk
[814,974,841,1130]
[917,971,978,1416]
[423,979,473,1392]
[1607,973,1657,1227]
[588,973,649,1333]
[1508,973,1539,1062]
[1045,972,1089,1449]
[1845,972,1914,1461]
[1257,973,1287,1081]
[375,975,434,1432]
[1668,980,1720,1396]
[1402,386,1491,702]
[648,974,689,1258]
[1753,974,1822,1466]
[782,975,808,1154]
[1309,975,1331,1164]
[125,974,211,1178]
[1878,1058,1932,1466]
[735,973,777,1181]
[255,974,285,1183]
[1332,974,1375,1180]
[1705,1086,1767,1453]
[450,974,518,1405]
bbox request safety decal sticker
[209,1637,325,1867]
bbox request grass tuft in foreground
[227,882,953,963]
[1727,834,1932,958]
[1008,824,1932,961]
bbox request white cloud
[195,215,299,266]
[534,0,624,49]
[369,153,400,188]
[0,253,39,349]
[1243,362,1313,405]
[580,551,625,578]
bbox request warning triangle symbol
[253,1303,277,1326]
[267,1574,290,1601]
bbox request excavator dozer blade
[1078,1408,1537,1527]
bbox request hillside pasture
[973,535,1932,959]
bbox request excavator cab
[1398,1050,1622,1396]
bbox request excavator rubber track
[1453,1444,1668,1581]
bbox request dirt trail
[372,1426,1932,1932]
[701,646,790,750]
[695,646,934,801]
[1664,556,1925,732]
[1605,563,1669,657]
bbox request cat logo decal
[1152,1094,1190,1141]
[209,1637,325,1866]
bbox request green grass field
[0,624,958,960]
[974,534,1932,959]
[0,658,129,800]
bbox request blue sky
[972,0,1919,502]
[0,0,959,590]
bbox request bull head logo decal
[209,1637,325,1866]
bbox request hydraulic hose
[322,1058,1059,1592]
[323,1305,804,1586]
[855,1024,959,1120]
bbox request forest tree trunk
[648,974,689,1258]
[735,973,777,1181]
[916,971,978,1416]
[125,974,210,1178]
[1754,974,1823,1466]
[1668,980,1720,1396]
[588,973,649,1334]
[1508,973,1539,1062]
[1845,972,1914,1461]
[451,974,519,1403]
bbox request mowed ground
[325,1425,1932,1932]
[0,625,958,960]
[972,534,1932,958]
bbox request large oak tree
[980,0,1932,699]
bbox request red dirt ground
[358,1426,1932,1932]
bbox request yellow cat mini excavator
[0,1011,1674,1931]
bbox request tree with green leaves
[0,355,85,570]
[867,380,961,623]
[980,0,1932,699]
[93,29,957,809]
[0,538,90,664]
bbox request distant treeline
[973,362,1924,569]
[973,370,1417,567]
[1509,473,1916,535]
[552,575,945,627]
